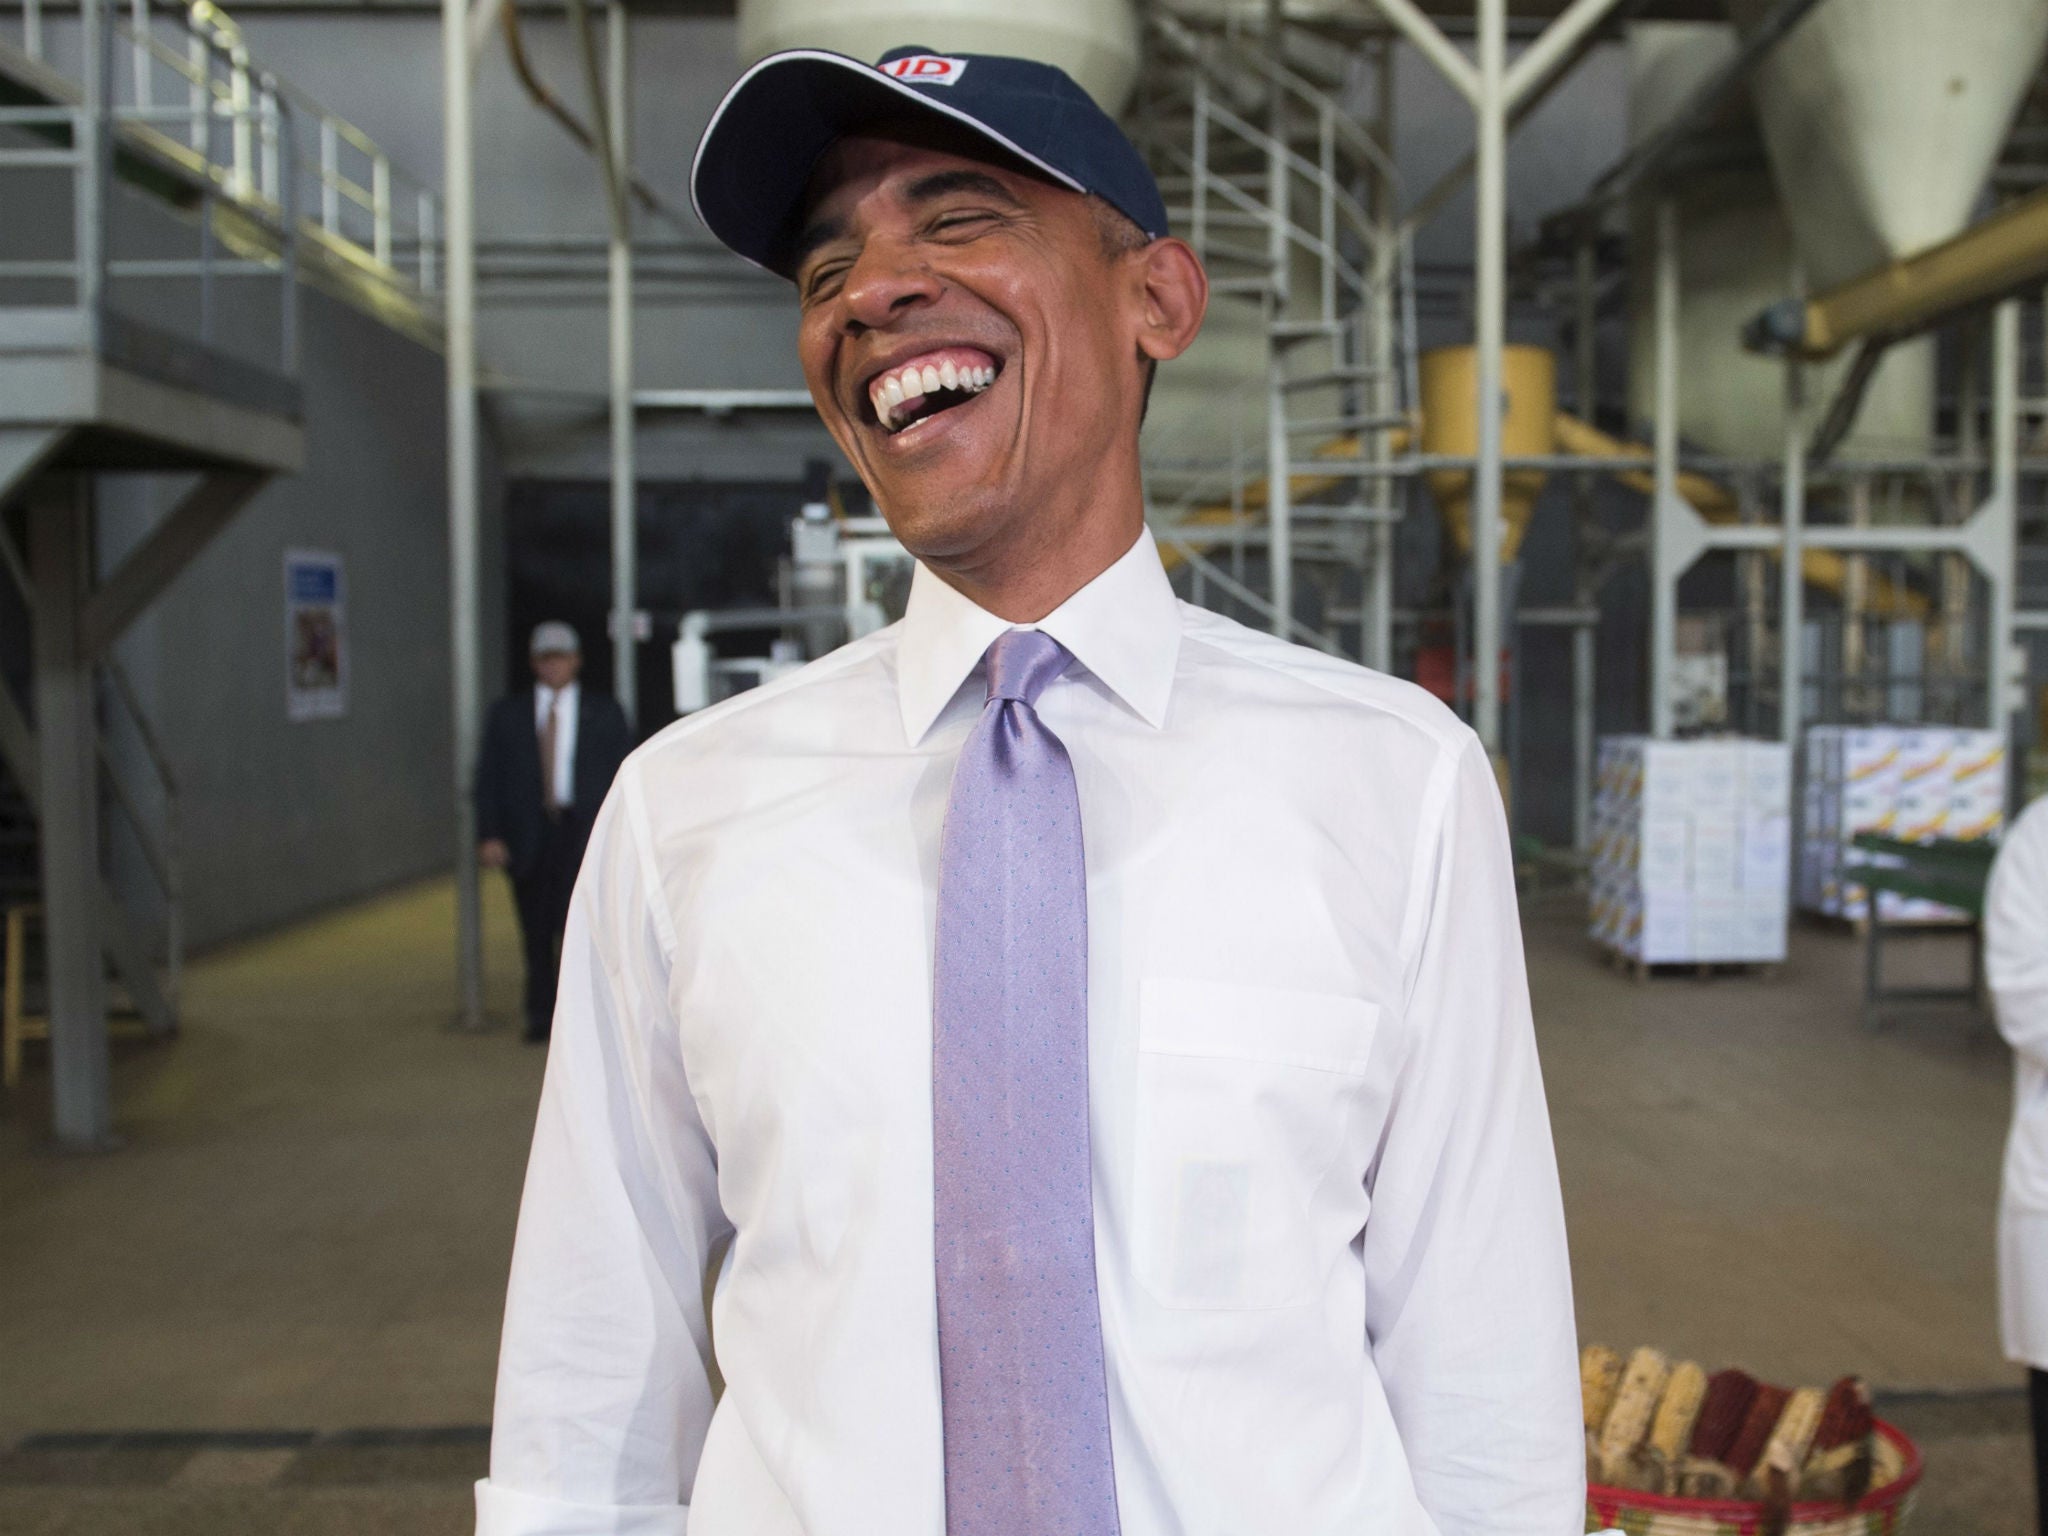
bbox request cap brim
[690,49,1085,276]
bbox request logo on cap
[878,54,968,86]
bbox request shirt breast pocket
[1133,977,1380,1311]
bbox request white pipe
[1778,355,1806,745]
[444,0,484,1030]
[1650,198,1679,739]
[1472,0,1505,752]
[608,0,637,728]
[1990,298,2019,737]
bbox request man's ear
[1132,237,1208,365]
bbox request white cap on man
[530,620,580,657]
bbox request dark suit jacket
[475,686,633,881]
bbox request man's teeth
[869,359,997,430]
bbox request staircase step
[1268,318,1349,344]
[1280,366,1387,392]
[1285,414,1410,436]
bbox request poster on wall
[284,549,348,722]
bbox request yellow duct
[1747,184,2048,360]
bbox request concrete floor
[0,878,2029,1531]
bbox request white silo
[735,0,1141,113]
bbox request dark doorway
[505,477,809,738]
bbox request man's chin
[871,485,1011,567]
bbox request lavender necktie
[932,628,1121,1536]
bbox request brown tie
[539,692,564,816]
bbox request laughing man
[477,45,1582,1536]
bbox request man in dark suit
[476,621,633,1042]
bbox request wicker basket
[1585,1420,1922,1536]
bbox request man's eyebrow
[901,168,1026,208]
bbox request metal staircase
[0,0,437,1144]
[1133,11,1416,669]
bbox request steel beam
[30,480,111,1148]
[1472,0,1507,753]
[445,0,485,1030]
[607,0,637,729]
[1368,0,1479,104]
[1649,199,1679,739]
[1989,298,2020,735]
[76,471,264,659]
[1777,356,1806,744]
[0,426,65,514]
[1501,0,1627,108]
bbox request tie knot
[985,628,1072,707]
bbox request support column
[1649,197,1679,739]
[1989,297,2020,738]
[1472,0,1507,754]
[1572,621,1595,853]
[1778,356,1806,745]
[1571,234,1596,851]
[31,481,110,1148]
[608,0,637,728]
[444,0,484,1030]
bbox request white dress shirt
[535,682,579,809]
[1993,797,2048,1366]
[478,529,1583,1536]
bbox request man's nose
[838,238,942,331]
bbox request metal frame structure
[0,0,343,1144]
[1368,0,1631,760]
[1136,9,1411,668]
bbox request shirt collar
[896,526,1181,744]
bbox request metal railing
[2,0,441,314]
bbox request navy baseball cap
[690,44,1171,277]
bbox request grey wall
[0,100,508,947]
[96,276,506,950]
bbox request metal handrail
[4,0,442,302]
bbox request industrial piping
[1746,184,2048,359]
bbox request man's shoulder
[1175,601,1474,758]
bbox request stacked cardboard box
[1798,725,2007,922]
[1590,737,1793,964]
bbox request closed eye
[801,260,852,304]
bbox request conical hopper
[1728,0,2048,289]
[1419,345,1555,565]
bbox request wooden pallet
[1593,936,1782,985]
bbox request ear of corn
[1592,1347,1671,1480]
[1813,1377,1872,1450]
[1724,1381,1790,1476]
[1689,1369,1760,1460]
[1587,1352,1884,1506]
[1744,1386,1825,1496]
[1581,1345,1624,1434]
[1647,1360,1708,1463]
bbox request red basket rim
[1587,1420,1923,1520]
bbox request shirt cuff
[474,1479,690,1536]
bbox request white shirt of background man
[478,528,1584,1536]
[1992,795,2048,1366]
[533,682,578,810]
